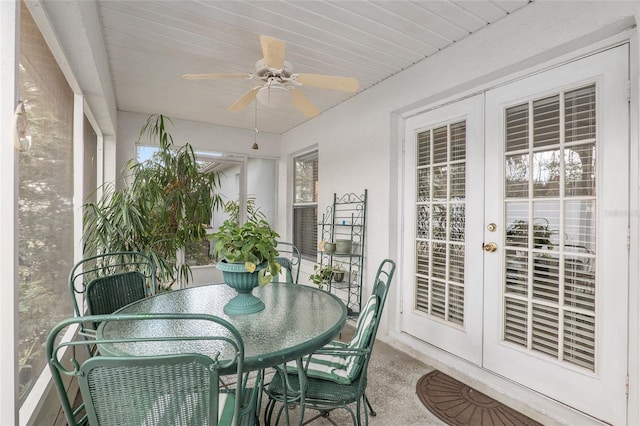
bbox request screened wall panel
[19,4,75,404]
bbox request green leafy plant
[309,264,334,289]
[210,219,281,284]
[223,196,266,223]
[332,262,345,273]
[82,114,223,288]
[332,262,346,282]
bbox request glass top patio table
[98,283,347,373]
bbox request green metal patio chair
[46,313,249,426]
[69,251,157,357]
[273,242,301,283]
[263,259,396,426]
[69,251,157,318]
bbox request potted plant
[309,264,333,289]
[209,218,281,314]
[82,114,223,289]
[332,262,346,283]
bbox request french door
[402,45,629,424]
[402,94,485,365]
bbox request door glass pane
[565,86,596,142]
[505,153,529,198]
[532,149,560,197]
[414,121,467,327]
[565,143,596,197]
[417,168,430,201]
[506,103,529,151]
[533,95,560,147]
[502,84,597,371]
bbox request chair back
[353,259,395,386]
[69,251,157,317]
[266,259,396,425]
[46,313,245,426]
[273,242,301,283]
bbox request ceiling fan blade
[295,73,359,92]
[228,87,260,112]
[291,89,320,118]
[182,73,251,80]
[260,35,286,70]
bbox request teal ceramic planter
[216,260,267,315]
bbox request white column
[0,1,19,424]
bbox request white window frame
[0,1,19,424]
[292,150,318,260]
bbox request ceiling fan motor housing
[254,59,292,79]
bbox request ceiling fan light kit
[256,80,291,108]
[183,35,359,118]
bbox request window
[18,4,75,405]
[293,151,318,260]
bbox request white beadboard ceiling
[97,0,532,134]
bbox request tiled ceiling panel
[98,0,531,134]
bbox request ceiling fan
[182,35,359,118]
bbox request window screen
[19,4,75,404]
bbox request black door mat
[416,370,543,426]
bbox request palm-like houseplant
[82,114,223,289]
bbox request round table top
[99,283,347,372]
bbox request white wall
[247,157,277,223]
[277,2,640,424]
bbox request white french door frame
[400,94,485,365]
[483,45,629,425]
[398,43,631,426]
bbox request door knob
[483,242,498,252]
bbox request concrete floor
[258,323,447,425]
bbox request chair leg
[362,395,370,426]
[252,370,264,425]
[364,393,376,417]
[264,397,276,425]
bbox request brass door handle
[483,242,498,252]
